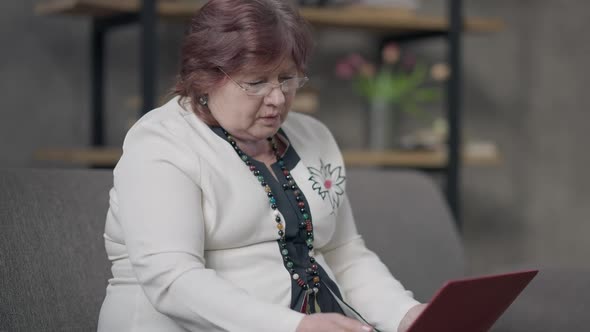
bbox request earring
[198,95,208,106]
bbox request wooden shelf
[343,143,501,168]
[35,143,501,168]
[35,147,122,167]
[35,0,504,33]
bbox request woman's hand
[296,313,374,332]
[397,303,428,332]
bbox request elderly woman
[97,0,425,331]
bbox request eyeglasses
[218,67,309,97]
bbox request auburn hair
[172,0,314,124]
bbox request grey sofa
[1,168,588,331]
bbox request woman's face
[207,58,299,143]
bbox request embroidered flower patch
[308,160,345,210]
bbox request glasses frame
[218,67,309,97]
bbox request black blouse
[210,126,345,314]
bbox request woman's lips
[259,114,280,125]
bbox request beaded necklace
[222,129,321,313]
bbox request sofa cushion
[0,168,112,332]
[346,168,465,302]
[493,266,590,331]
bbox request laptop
[406,269,538,332]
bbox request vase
[367,99,402,150]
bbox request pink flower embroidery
[308,160,346,210]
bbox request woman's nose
[264,85,286,106]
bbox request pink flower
[347,53,365,69]
[382,42,400,64]
[335,60,355,79]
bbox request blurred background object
[334,43,444,150]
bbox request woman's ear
[198,95,209,106]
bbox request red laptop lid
[406,269,538,332]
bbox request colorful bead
[293,273,300,280]
[277,223,284,230]
[286,261,294,268]
[281,249,289,256]
[298,202,305,208]
[313,276,320,283]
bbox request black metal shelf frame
[89,0,463,227]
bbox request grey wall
[1,0,589,273]
[458,0,590,273]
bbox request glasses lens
[281,77,308,93]
[244,77,309,96]
[245,84,272,96]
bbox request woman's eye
[245,81,264,86]
[280,76,295,82]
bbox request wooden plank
[35,147,122,166]
[35,0,201,17]
[343,144,501,168]
[300,6,504,32]
[35,144,501,168]
[35,0,504,32]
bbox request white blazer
[97,97,418,332]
